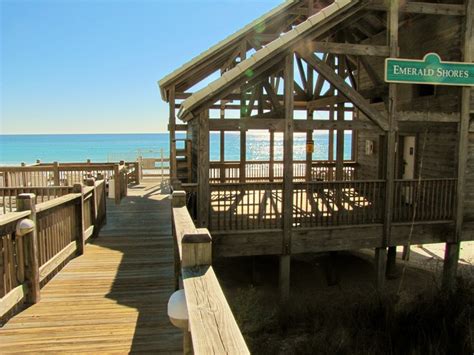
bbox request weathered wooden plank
[311,42,390,56]
[38,241,77,282]
[35,194,81,214]
[297,50,389,131]
[0,284,27,319]
[182,266,249,355]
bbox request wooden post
[85,178,98,237]
[220,101,226,183]
[73,183,85,255]
[279,255,290,303]
[181,228,212,268]
[197,111,210,228]
[386,246,398,279]
[16,193,40,304]
[114,164,120,205]
[53,161,60,186]
[134,161,141,184]
[443,0,473,289]
[240,129,246,183]
[181,228,212,355]
[374,247,386,289]
[280,53,294,303]
[170,86,177,181]
[269,129,275,182]
[379,0,400,288]
[172,191,187,291]
[306,113,313,181]
[335,54,345,181]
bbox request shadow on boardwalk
[0,178,181,354]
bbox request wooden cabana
[159,0,473,299]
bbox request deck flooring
[0,178,181,354]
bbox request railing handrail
[209,160,358,165]
[0,178,108,320]
[172,191,249,354]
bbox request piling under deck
[0,178,181,353]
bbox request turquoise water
[0,132,353,165]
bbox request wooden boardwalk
[0,178,181,354]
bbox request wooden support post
[170,86,177,181]
[374,247,387,289]
[443,0,473,289]
[279,255,290,303]
[53,161,60,186]
[220,101,226,183]
[306,111,313,181]
[73,183,85,256]
[443,242,460,290]
[336,55,345,181]
[181,228,212,268]
[381,0,399,288]
[172,191,186,291]
[306,60,314,182]
[269,129,275,182]
[386,246,398,279]
[197,112,210,228]
[114,164,120,205]
[85,178,98,238]
[280,53,294,303]
[134,161,141,184]
[16,193,40,304]
[240,129,246,183]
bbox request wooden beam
[381,0,400,288]
[311,42,390,57]
[297,50,389,131]
[367,2,466,16]
[281,53,294,303]
[208,118,375,132]
[444,0,473,289]
[197,111,210,228]
[262,81,283,111]
[397,111,460,123]
[307,95,347,111]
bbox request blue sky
[1,0,281,134]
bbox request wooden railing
[393,178,457,222]
[0,162,132,204]
[0,178,107,322]
[209,182,283,231]
[208,178,457,232]
[293,180,385,227]
[1,186,73,214]
[171,191,249,354]
[209,161,357,183]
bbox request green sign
[385,53,474,86]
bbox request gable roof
[177,0,358,121]
[158,0,302,101]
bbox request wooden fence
[171,191,249,354]
[209,161,357,183]
[208,178,457,231]
[393,178,457,222]
[0,162,133,205]
[1,186,73,214]
[292,180,385,227]
[0,179,107,321]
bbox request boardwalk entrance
[0,178,181,353]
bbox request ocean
[0,132,353,165]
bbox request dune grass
[231,277,474,354]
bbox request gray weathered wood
[16,193,40,304]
